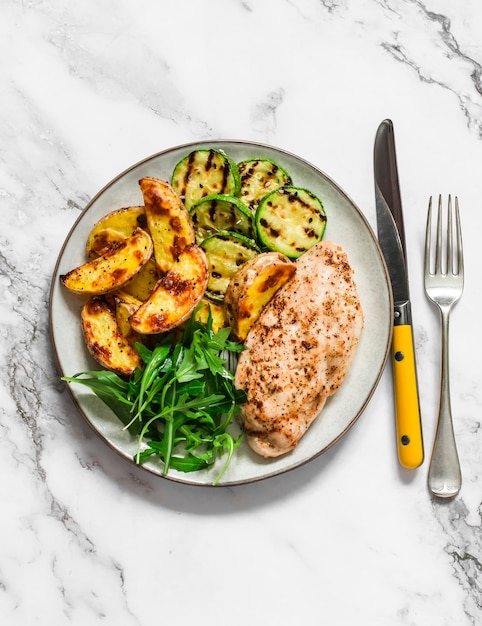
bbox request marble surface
[1,0,481,623]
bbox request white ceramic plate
[49,140,392,486]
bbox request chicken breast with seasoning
[235,241,364,458]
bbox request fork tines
[425,195,463,278]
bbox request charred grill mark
[222,159,230,189]
[240,164,256,183]
[209,200,218,223]
[180,151,197,194]
[259,217,280,239]
[304,227,318,238]
[206,149,215,171]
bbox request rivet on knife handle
[392,310,424,469]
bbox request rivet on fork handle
[424,195,464,498]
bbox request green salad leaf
[63,306,247,485]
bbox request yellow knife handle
[392,324,424,469]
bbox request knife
[374,119,424,469]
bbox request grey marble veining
[1,0,481,624]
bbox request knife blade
[374,119,424,469]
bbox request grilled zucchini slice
[255,187,326,259]
[171,149,241,209]
[200,231,260,301]
[189,194,255,244]
[238,159,292,211]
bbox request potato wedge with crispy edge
[130,243,209,334]
[60,228,153,295]
[86,206,147,257]
[81,296,142,376]
[139,177,195,275]
[224,252,296,340]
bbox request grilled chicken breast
[235,241,364,457]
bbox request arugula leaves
[63,307,247,485]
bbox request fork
[424,195,464,498]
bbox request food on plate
[200,231,260,301]
[60,146,368,482]
[139,177,195,275]
[191,298,228,333]
[235,241,364,458]
[189,194,255,244]
[86,206,147,257]
[224,252,296,340]
[171,148,241,209]
[85,208,158,301]
[129,243,209,334]
[64,312,247,485]
[238,158,292,211]
[113,291,143,347]
[120,256,158,302]
[255,186,326,259]
[60,228,153,295]
[81,296,142,376]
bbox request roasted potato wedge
[192,298,228,333]
[86,206,147,257]
[81,296,142,376]
[120,256,158,302]
[61,228,153,295]
[139,177,195,275]
[130,244,208,334]
[224,252,296,340]
[113,292,143,348]
[113,289,143,309]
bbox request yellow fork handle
[392,324,424,469]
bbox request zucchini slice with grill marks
[189,194,255,244]
[238,158,292,211]
[200,231,260,301]
[171,149,241,210]
[255,186,326,259]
